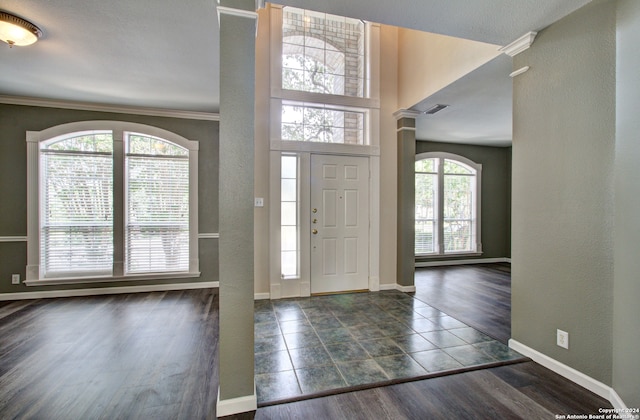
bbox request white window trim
[415,152,482,257]
[26,121,200,284]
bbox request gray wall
[512,0,615,385]
[614,0,640,407]
[415,140,511,261]
[0,103,219,294]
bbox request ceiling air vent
[423,104,449,115]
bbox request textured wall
[0,104,219,294]
[614,0,640,408]
[512,0,615,384]
[415,141,511,261]
[217,5,257,403]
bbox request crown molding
[499,31,538,57]
[393,109,422,120]
[0,95,219,121]
[217,6,259,20]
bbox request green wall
[415,140,511,261]
[0,103,219,294]
[614,0,640,407]
[512,0,615,384]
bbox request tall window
[27,122,199,281]
[40,132,114,276]
[126,134,190,274]
[279,7,369,147]
[415,153,482,256]
[280,155,298,278]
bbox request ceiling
[0,0,593,144]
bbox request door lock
[312,218,317,224]
[312,208,317,213]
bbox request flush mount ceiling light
[0,11,42,47]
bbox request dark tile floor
[254,290,525,404]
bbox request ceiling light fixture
[0,11,42,47]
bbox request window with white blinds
[41,132,114,277]
[29,122,199,281]
[126,134,189,274]
[415,153,482,256]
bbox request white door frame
[269,149,380,299]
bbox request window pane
[281,202,297,226]
[415,172,437,254]
[281,179,297,202]
[282,102,366,145]
[45,132,112,153]
[282,7,365,98]
[415,158,435,173]
[415,220,435,254]
[281,226,297,251]
[444,159,473,174]
[126,149,189,274]
[444,175,472,219]
[281,155,299,278]
[444,220,473,253]
[281,251,298,277]
[41,140,114,276]
[281,155,297,179]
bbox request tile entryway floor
[254,290,525,404]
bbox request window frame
[26,121,200,285]
[415,152,482,257]
[269,5,380,158]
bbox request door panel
[311,154,369,294]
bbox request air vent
[423,104,449,115]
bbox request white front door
[310,154,369,294]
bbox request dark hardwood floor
[0,290,219,420]
[246,361,611,420]
[414,263,512,343]
[0,278,611,419]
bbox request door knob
[312,229,318,234]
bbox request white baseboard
[378,283,416,293]
[216,386,257,417]
[416,257,510,268]
[0,281,219,301]
[509,339,627,409]
[254,293,270,300]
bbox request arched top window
[282,7,365,98]
[26,121,199,283]
[415,152,482,256]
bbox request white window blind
[415,158,437,254]
[125,134,189,274]
[40,132,113,277]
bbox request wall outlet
[11,274,20,285]
[557,329,569,349]
[254,197,264,207]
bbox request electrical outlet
[557,329,569,349]
[11,274,20,285]
[254,197,264,207]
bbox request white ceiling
[413,54,513,147]
[0,0,593,144]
